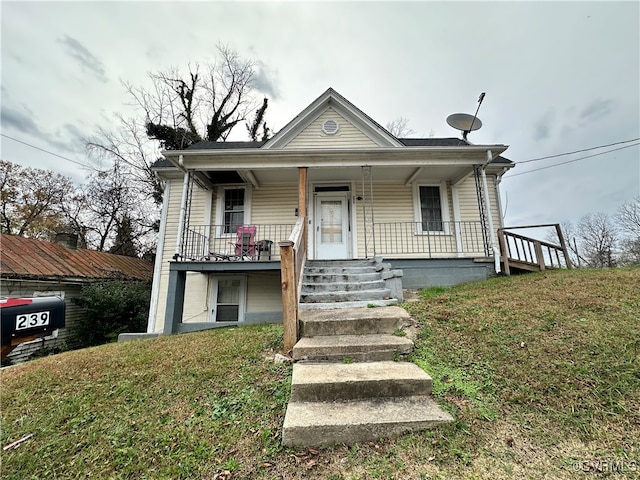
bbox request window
[223,188,245,234]
[413,183,449,233]
[419,186,443,231]
[212,276,246,322]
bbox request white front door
[315,193,350,259]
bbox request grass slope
[2,268,639,479]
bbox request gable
[283,107,378,149]
[263,88,402,150]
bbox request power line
[1,133,93,168]
[507,142,640,178]
[518,137,640,164]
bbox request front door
[315,193,350,259]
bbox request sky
[1,0,639,229]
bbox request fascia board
[171,146,509,170]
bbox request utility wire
[507,142,640,178]
[518,137,640,164]
[1,133,92,168]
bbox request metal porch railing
[180,224,296,261]
[372,221,489,257]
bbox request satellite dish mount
[446,92,486,140]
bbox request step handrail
[280,216,307,352]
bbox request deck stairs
[282,262,453,447]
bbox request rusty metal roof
[0,234,154,282]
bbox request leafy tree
[109,214,138,257]
[246,97,270,142]
[0,160,73,239]
[71,280,151,348]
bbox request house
[0,233,154,363]
[147,88,515,340]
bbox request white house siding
[1,279,84,364]
[354,182,459,259]
[284,108,378,149]
[153,176,210,333]
[246,272,282,321]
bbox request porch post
[163,269,186,334]
[280,240,298,352]
[481,150,501,274]
[298,167,307,217]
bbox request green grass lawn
[2,268,639,479]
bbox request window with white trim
[211,276,246,322]
[413,183,449,233]
[216,186,251,235]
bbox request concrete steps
[283,292,453,447]
[301,259,399,307]
[299,306,410,336]
[289,361,432,402]
[283,396,452,447]
[292,334,414,362]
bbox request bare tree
[577,212,619,268]
[386,117,415,138]
[86,116,164,204]
[548,221,584,267]
[616,196,640,265]
[126,44,266,149]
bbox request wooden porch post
[298,167,307,220]
[555,223,573,269]
[497,229,511,276]
[280,240,298,352]
[534,241,546,272]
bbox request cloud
[58,35,108,82]
[579,98,614,122]
[533,108,555,141]
[253,62,280,100]
[1,104,42,136]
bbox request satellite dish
[446,113,483,140]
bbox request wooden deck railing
[280,216,307,352]
[498,224,572,275]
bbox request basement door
[314,190,351,260]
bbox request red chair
[232,225,257,259]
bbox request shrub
[72,280,151,348]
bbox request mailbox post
[1,296,65,360]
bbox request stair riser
[303,273,383,283]
[301,289,391,304]
[306,260,376,268]
[305,267,378,275]
[293,344,413,362]
[298,300,398,310]
[290,379,432,402]
[282,418,449,448]
[300,317,403,336]
[302,280,386,293]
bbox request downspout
[147,180,171,333]
[481,150,501,274]
[174,155,190,260]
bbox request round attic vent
[322,119,339,135]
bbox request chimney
[54,233,78,250]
